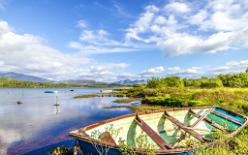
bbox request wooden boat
[69,106,248,155]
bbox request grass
[73,94,97,98]
[113,98,138,104]
[195,127,248,155]
[129,105,166,112]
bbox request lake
[0,88,137,155]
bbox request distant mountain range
[0,72,49,82]
[114,79,146,85]
[62,79,109,85]
[0,72,146,85]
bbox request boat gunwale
[69,106,248,154]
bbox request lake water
[0,88,137,155]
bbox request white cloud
[167,66,202,77]
[79,29,109,44]
[0,20,131,81]
[125,5,159,41]
[140,66,165,77]
[188,10,208,26]
[70,25,150,54]
[125,0,248,56]
[66,63,131,82]
[146,66,165,73]
[165,59,248,78]
[0,20,92,80]
[154,16,167,25]
[0,20,10,32]
[164,2,190,13]
[209,59,248,75]
[71,18,150,54]
[159,31,236,55]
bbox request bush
[147,76,184,88]
[141,96,203,107]
[147,77,163,88]
[200,78,223,88]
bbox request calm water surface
[0,88,136,155]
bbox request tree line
[0,78,83,88]
[147,69,248,88]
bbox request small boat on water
[44,90,58,93]
[70,106,248,155]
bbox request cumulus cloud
[86,63,130,81]
[125,0,248,55]
[0,20,130,81]
[69,26,146,54]
[70,18,157,55]
[167,66,202,77]
[164,2,190,13]
[209,59,248,75]
[125,5,159,41]
[140,66,165,77]
[73,1,248,56]
[0,20,92,80]
[164,59,248,78]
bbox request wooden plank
[211,111,242,126]
[189,108,212,127]
[163,111,210,142]
[189,110,225,131]
[134,114,172,150]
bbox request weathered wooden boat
[69,106,248,155]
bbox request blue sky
[0,0,248,82]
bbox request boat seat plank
[189,110,225,131]
[134,115,172,150]
[164,111,210,143]
[211,111,242,126]
[189,108,212,127]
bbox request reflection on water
[0,88,134,155]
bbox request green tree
[147,77,162,88]
[161,76,184,88]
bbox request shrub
[141,96,202,107]
[147,76,184,88]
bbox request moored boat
[44,90,58,93]
[69,106,248,155]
